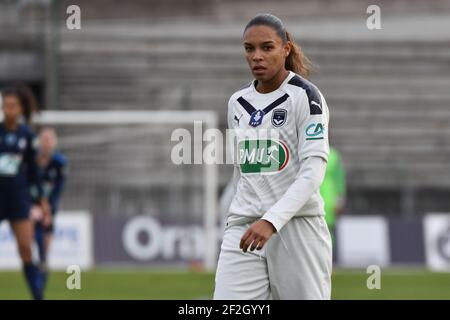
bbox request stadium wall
[2,213,449,271]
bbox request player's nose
[251,49,263,61]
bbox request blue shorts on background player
[0,85,51,300]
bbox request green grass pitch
[0,268,449,300]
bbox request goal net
[34,110,219,271]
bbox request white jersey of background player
[214,14,332,300]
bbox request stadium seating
[2,0,450,216]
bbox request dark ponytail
[284,31,313,78]
[244,13,314,78]
[1,83,39,124]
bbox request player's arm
[49,159,67,214]
[261,156,327,230]
[240,157,327,252]
[26,132,51,224]
[226,96,241,196]
[26,133,43,199]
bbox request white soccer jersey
[227,71,330,231]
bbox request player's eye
[263,45,273,51]
[244,46,253,52]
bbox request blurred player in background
[320,147,346,236]
[31,127,67,289]
[0,84,51,300]
[214,14,332,300]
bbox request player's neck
[38,151,52,166]
[255,69,289,94]
[3,119,18,131]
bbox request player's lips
[252,66,266,71]
[252,66,267,75]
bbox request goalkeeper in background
[320,147,346,237]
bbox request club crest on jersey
[249,110,264,127]
[271,109,287,127]
[238,139,289,174]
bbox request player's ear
[284,41,291,59]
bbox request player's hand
[30,205,44,222]
[335,205,344,216]
[335,198,345,216]
[40,199,52,227]
[240,219,276,253]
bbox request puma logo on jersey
[311,101,322,110]
[234,114,243,126]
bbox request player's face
[243,25,290,82]
[40,130,57,154]
[2,95,22,124]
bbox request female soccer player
[32,127,67,286]
[0,85,51,300]
[214,14,332,300]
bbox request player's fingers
[242,234,256,252]
[240,229,252,249]
[256,239,266,250]
[249,241,259,251]
[249,236,263,251]
[242,238,251,252]
[45,214,52,227]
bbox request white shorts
[213,215,332,300]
